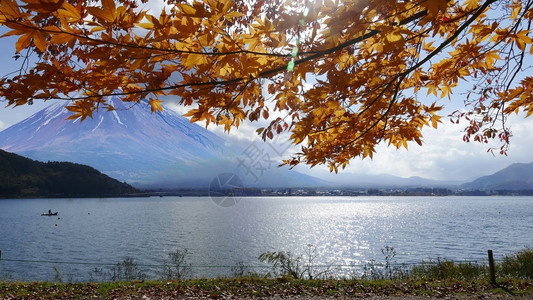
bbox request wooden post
[488,250,496,284]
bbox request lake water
[0,196,531,281]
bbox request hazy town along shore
[142,186,533,197]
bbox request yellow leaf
[197,33,211,46]
[42,25,60,32]
[90,26,106,33]
[426,84,438,97]
[225,11,243,21]
[386,29,403,43]
[148,98,163,113]
[137,23,154,29]
[58,2,81,21]
[0,0,21,18]
[87,6,114,22]
[33,31,47,52]
[421,0,448,16]
[178,4,196,15]
[101,0,116,15]
[431,115,441,128]
[15,32,33,53]
[510,3,522,19]
[219,63,233,77]
[516,30,532,44]
[440,85,452,99]
[183,109,198,119]
[423,41,435,52]
[130,59,145,70]
[484,50,501,67]
[66,113,81,120]
[362,146,374,159]
[516,37,526,51]
[184,53,208,68]
[1,29,23,38]
[464,0,480,10]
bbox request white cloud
[332,112,533,181]
[280,112,533,182]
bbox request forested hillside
[0,149,138,198]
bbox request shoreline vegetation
[1,247,532,299]
[0,277,531,299]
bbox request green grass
[410,259,488,280]
[499,247,533,279]
[1,277,531,299]
[408,247,533,281]
[1,247,532,299]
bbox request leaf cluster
[1,0,533,169]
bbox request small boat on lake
[41,210,58,216]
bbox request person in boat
[48,209,52,215]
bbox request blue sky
[1,12,533,182]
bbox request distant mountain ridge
[0,98,325,188]
[313,171,464,188]
[313,162,533,190]
[462,162,533,190]
[0,149,137,198]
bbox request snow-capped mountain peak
[0,97,326,188]
[0,97,229,186]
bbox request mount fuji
[0,97,325,188]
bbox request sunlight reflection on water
[0,196,531,281]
